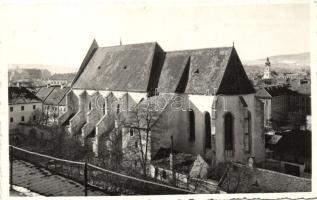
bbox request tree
[30,108,49,125]
[120,99,157,179]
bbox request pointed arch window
[244,111,252,153]
[224,112,234,156]
[117,104,120,114]
[103,102,106,115]
[189,109,195,141]
[205,112,211,149]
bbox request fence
[10,145,194,196]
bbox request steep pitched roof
[72,40,254,95]
[72,42,162,92]
[35,87,55,101]
[9,87,42,104]
[44,87,70,106]
[158,47,255,95]
[158,47,232,94]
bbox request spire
[232,41,235,47]
[265,57,270,67]
[120,37,122,46]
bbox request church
[58,39,265,166]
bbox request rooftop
[9,87,42,104]
[72,40,255,95]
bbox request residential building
[256,86,291,127]
[34,86,70,125]
[9,87,42,132]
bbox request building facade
[9,87,42,131]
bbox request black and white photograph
[0,0,315,199]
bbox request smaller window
[10,107,13,112]
[33,115,36,120]
[33,105,36,110]
[162,170,167,179]
[194,69,199,74]
[21,106,24,111]
[130,128,134,136]
[10,117,14,123]
[155,167,159,178]
[89,102,92,110]
[135,141,138,148]
[21,116,24,122]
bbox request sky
[0,1,310,73]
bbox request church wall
[214,95,249,164]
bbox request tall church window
[224,112,234,156]
[205,112,211,149]
[103,102,106,115]
[89,101,92,110]
[244,111,252,153]
[189,110,195,141]
[117,104,120,114]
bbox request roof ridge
[165,46,233,53]
[99,42,157,49]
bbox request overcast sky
[0,1,310,72]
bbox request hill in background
[243,52,310,74]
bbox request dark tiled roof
[9,87,42,104]
[158,47,255,95]
[72,40,255,95]
[158,47,232,94]
[72,42,161,92]
[263,85,293,97]
[44,87,70,106]
[35,87,55,101]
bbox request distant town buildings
[48,73,76,87]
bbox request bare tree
[120,99,157,179]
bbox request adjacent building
[9,87,42,132]
[256,86,291,127]
[34,86,69,124]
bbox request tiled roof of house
[44,87,70,106]
[9,87,42,104]
[265,85,294,97]
[35,87,55,101]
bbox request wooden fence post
[10,145,13,191]
[84,162,88,196]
